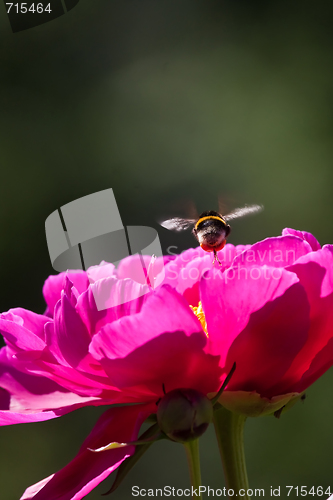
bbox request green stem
[213,406,250,499]
[183,439,202,500]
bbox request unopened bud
[157,388,213,443]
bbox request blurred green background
[1,0,333,498]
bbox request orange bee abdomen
[200,239,226,253]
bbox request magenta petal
[0,393,101,425]
[89,275,150,311]
[20,403,155,500]
[216,244,252,267]
[117,254,151,284]
[4,308,49,340]
[295,336,333,393]
[0,310,48,354]
[201,266,310,396]
[163,248,207,290]
[224,284,310,396]
[62,276,80,308]
[43,272,89,317]
[1,317,117,397]
[86,261,116,282]
[232,235,312,268]
[95,331,222,400]
[162,244,252,305]
[287,245,333,300]
[90,285,203,360]
[23,357,118,398]
[0,409,60,425]
[117,254,165,288]
[0,349,100,426]
[270,245,333,394]
[76,277,149,336]
[282,228,321,251]
[163,253,212,305]
[201,266,302,360]
[90,286,221,399]
[51,295,91,368]
[42,323,115,396]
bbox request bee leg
[212,250,223,266]
[212,251,217,264]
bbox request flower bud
[157,388,213,443]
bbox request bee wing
[159,217,196,232]
[223,204,263,221]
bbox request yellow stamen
[190,301,208,337]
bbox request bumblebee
[160,204,263,264]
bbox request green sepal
[89,429,163,453]
[89,442,128,452]
[102,423,162,496]
[144,413,158,423]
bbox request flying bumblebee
[160,204,263,264]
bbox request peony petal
[282,228,321,251]
[0,409,59,425]
[90,286,222,399]
[89,275,150,311]
[232,235,312,268]
[201,266,301,360]
[3,308,49,340]
[51,295,91,368]
[163,254,213,306]
[62,276,80,308]
[90,285,203,360]
[21,357,119,399]
[270,245,333,394]
[86,261,116,283]
[117,254,165,288]
[117,254,152,285]
[43,272,89,317]
[91,330,222,401]
[76,277,149,336]
[288,244,333,299]
[41,322,117,397]
[201,266,310,397]
[0,301,116,398]
[0,319,118,398]
[0,310,48,355]
[163,244,252,305]
[20,403,155,500]
[0,348,101,426]
[295,336,333,394]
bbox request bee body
[160,203,262,264]
[193,211,230,253]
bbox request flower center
[190,301,208,337]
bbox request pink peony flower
[163,227,333,415]
[1,227,333,498]
[0,265,221,499]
